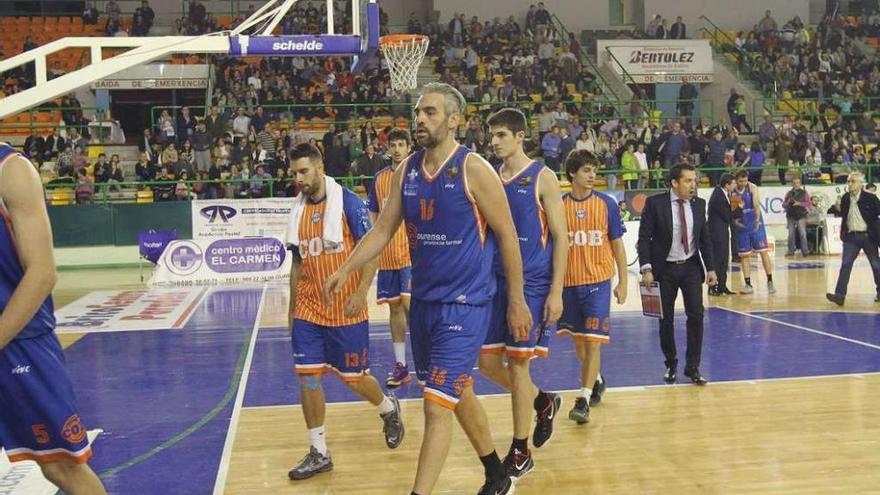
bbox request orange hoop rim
[380,34,430,48]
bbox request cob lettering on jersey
[563,192,616,286]
[372,166,411,270]
[294,201,366,326]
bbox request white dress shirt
[847,190,868,232]
[667,190,696,262]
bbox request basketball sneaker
[532,392,561,448]
[288,447,333,480]
[503,447,534,479]
[590,376,606,407]
[380,395,404,449]
[385,362,411,388]
[569,397,590,424]
[767,280,776,294]
[740,285,754,295]
[476,475,515,495]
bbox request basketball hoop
[380,34,430,93]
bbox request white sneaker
[740,285,754,295]
[768,281,776,294]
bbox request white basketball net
[381,36,430,93]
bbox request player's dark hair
[487,108,528,136]
[734,169,749,179]
[290,142,323,162]
[387,127,411,145]
[719,173,735,187]
[564,149,599,182]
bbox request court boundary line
[750,309,880,314]
[240,371,880,411]
[173,286,210,328]
[212,284,268,495]
[717,307,880,351]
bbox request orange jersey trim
[8,448,93,465]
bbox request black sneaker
[288,447,333,480]
[569,397,590,424]
[476,475,515,495]
[532,392,561,448]
[589,377,606,407]
[503,447,534,479]
[380,395,404,449]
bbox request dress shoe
[663,367,677,384]
[826,293,845,306]
[722,288,737,295]
[708,288,721,297]
[684,368,708,386]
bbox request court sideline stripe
[212,283,268,494]
[173,286,210,328]
[718,307,880,351]
[94,286,267,482]
[241,371,880,411]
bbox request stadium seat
[136,189,154,204]
[50,188,74,206]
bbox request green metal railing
[750,96,880,130]
[43,163,878,206]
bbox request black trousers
[658,257,705,371]
[711,227,730,290]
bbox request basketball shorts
[0,332,93,464]
[736,223,770,255]
[376,267,412,304]
[292,319,370,382]
[558,279,612,344]
[410,300,490,410]
[481,281,551,359]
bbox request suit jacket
[707,186,732,238]
[840,190,880,246]
[670,22,686,39]
[637,191,714,279]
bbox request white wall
[641,0,810,33]
[432,0,611,33]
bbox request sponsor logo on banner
[192,199,292,239]
[149,237,292,288]
[54,289,205,333]
[271,39,324,51]
[200,205,238,223]
[597,39,715,83]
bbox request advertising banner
[228,35,361,56]
[54,289,205,333]
[148,237,291,288]
[192,198,292,240]
[596,39,714,83]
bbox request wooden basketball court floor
[35,255,880,494]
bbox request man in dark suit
[827,171,880,305]
[637,163,717,385]
[708,173,736,296]
[670,16,687,39]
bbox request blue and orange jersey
[493,161,553,297]
[292,188,372,327]
[367,165,411,271]
[0,143,55,340]
[731,185,758,229]
[400,145,497,305]
[562,190,623,286]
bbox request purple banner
[205,237,286,273]
[228,35,361,56]
[138,230,178,264]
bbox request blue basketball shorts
[376,267,412,304]
[481,282,551,359]
[409,300,490,410]
[558,279,612,344]
[292,319,370,382]
[736,224,770,255]
[0,332,93,465]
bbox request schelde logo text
[272,40,324,51]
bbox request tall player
[367,128,413,388]
[325,83,527,495]
[0,143,106,494]
[478,108,567,478]
[731,170,775,294]
[284,143,404,481]
[558,150,628,424]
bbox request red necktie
[677,199,689,255]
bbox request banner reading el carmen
[148,237,292,288]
